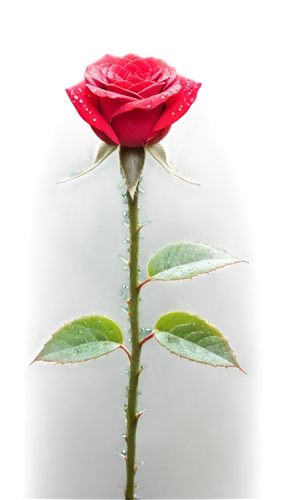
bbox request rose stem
[125,186,142,500]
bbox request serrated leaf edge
[31,314,123,365]
[154,311,246,373]
[146,239,249,283]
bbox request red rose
[66,54,201,148]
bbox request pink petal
[151,77,202,134]
[66,80,119,144]
[129,80,154,93]
[91,54,119,66]
[124,73,144,84]
[105,83,141,99]
[125,58,151,74]
[112,81,181,118]
[139,82,164,98]
[111,106,163,147]
[99,96,130,123]
[150,68,163,81]
[144,57,176,74]
[85,66,109,86]
[85,83,137,102]
[147,125,172,144]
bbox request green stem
[125,187,141,500]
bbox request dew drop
[171,112,175,115]
[88,111,92,114]
[74,95,79,100]
[146,104,151,108]
[86,108,89,111]
[79,99,83,103]
[92,118,97,122]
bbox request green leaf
[119,146,145,198]
[145,143,200,186]
[148,241,244,281]
[154,311,244,370]
[58,142,118,184]
[33,315,124,364]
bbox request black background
[25,48,262,500]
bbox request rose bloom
[66,54,201,147]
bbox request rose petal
[85,66,109,86]
[99,96,130,123]
[123,61,145,76]
[112,81,181,118]
[105,83,141,99]
[139,82,164,98]
[150,69,162,81]
[85,83,137,102]
[125,58,151,74]
[111,106,163,147]
[125,73,144,84]
[129,80,154,93]
[150,77,202,134]
[66,81,119,144]
[147,125,172,144]
[145,55,172,71]
[92,54,119,66]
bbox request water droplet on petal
[146,104,151,108]
[74,95,79,100]
[79,99,83,103]
[92,118,97,122]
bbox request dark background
[25,48,263,500]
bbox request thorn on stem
[118,255,129,266]
[136,409,149,421]
[138,365,148,375]
[134,461,148,470]
[119,307,130,318]
[117,484,126,496]
[115,451,127,460]
[137,220,151,231]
